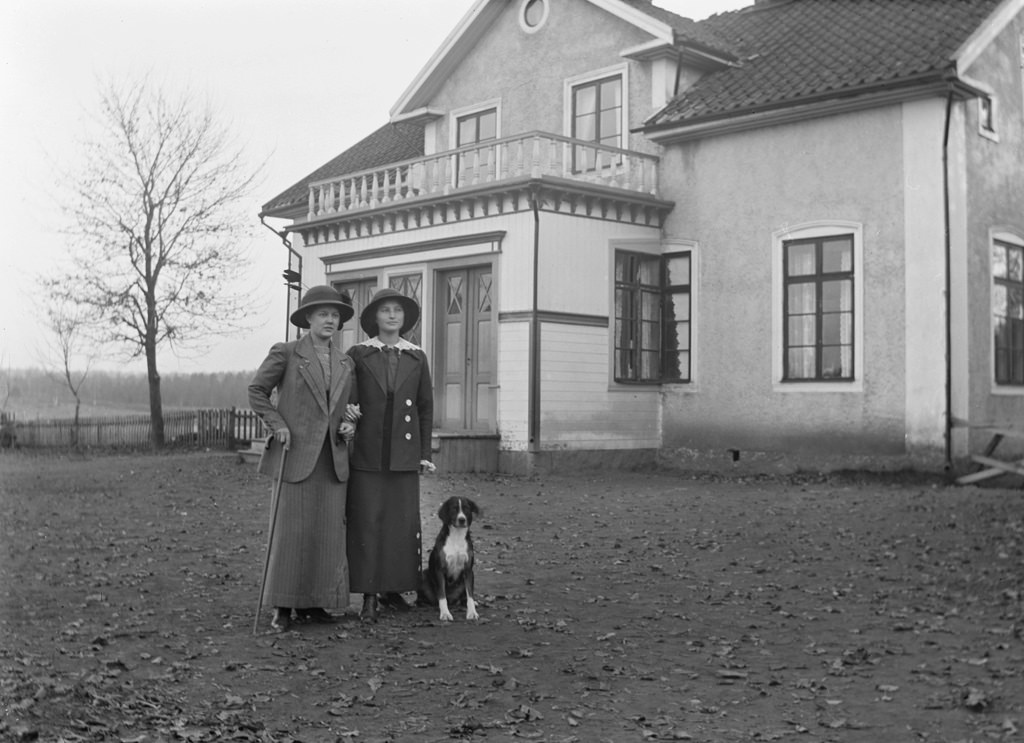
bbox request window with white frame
[455,107,497,186]
[782,234,855,381]
[570,72,624,173]
[993,236,1024,385]
[614,250,691,383]
[519,0,548,32]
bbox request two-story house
[260,0,1024,475]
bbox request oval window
[521,0,548,32]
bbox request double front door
[434,266,495,431]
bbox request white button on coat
[405,432,412,440]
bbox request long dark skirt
[346,470,421,593]
[261,440,348,610]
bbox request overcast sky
[1,0,749,375]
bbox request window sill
[773,379,863,394]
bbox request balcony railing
[305,130,660,221]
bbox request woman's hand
[344,403,362,423]
[275,427,291,450]
[419,459,436,474]
[338,421,356,443]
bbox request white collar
[360,337,421,353]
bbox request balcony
[296,131,673,242]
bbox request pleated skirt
[261,439,348,610]
[346,470,422,593]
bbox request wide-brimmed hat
[290,285,355,329]
[359,288,420,336]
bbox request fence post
[228,407,237,450]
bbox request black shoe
[271,608,292,632]
[296,607,339,624]
[359,594,379,623]
[379,592,411,612]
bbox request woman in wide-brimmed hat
[248,285,358,632]
[344,288,435,621]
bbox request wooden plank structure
[956,426,1024,485]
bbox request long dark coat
[346,343,433,471]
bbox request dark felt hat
[359,288,420,337]
[290,285,355,329]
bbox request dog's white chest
[442,528,470,576]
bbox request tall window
[614,250,691,383]
[389,272,423,346]
[572,75,622,173]
[333,278,377,348]
[993,238,1024,385]
[456,108,497,186]
[783,235,855,381]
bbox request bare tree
[37,296,94,449]
[47,77,260,447]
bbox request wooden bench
[956,427,1024,485]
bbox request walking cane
[253,443,288,635]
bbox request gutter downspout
[528,188,541,452]
[941,89,954,471]
[259,216,304,342]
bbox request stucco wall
[424,0,658,155]
[961,13,1024,454]
[659,106,912,456]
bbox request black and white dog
[418,496,481,622]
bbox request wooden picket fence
[3,408,267,450]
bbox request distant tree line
[2,368,255,415]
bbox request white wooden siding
[498,320,530,451]
[540,323,659,449]
[537,212,661,316]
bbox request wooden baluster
[307,187,315,219]
[410,161,421,196]
[499,141,509,181]
[530,135,541,178]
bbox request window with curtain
[782,235,855,381]
[614,250,691,383]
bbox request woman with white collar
[345,288,435,621]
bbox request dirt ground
[1,451,1022,743]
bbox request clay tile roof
[260,120,425,217]
[645,0,1003,129]
[617,0,741,58]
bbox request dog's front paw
[438,598,454,622]
[466,597,479,621]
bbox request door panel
[435,266,495,431]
